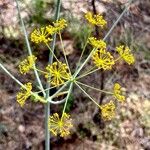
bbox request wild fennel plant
[0,0,135,149]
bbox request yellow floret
[53,19,67,32]
[116,45,135,65]
[16,82,32,107]
[48,113,73,137]
[85,12,107,28]
[88,37,106,49]
[31,27,52,44]
[45,62,71,86]
[113,83,125,102]
[100,100,115,120]
[19,55,37,74]
[92,49,115,70]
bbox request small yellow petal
[45,62,70,87]
[116,45,135,65]
[48,113,73,137]
[16,82,32,107]
[85,12,107,28]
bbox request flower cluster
[85,12,107,28]
[15,11,136,139]
[48,113,73,137]
[53,19,67,31]
[100,100,116,120]
[45,62,71,86]
[31,27,52,44]
[19,55,37,74]
[113,83,125,102]
[92,49,115,70]
[16,82,32,107]
[31,19,67,44]
[88,37,106,49]
[116,45,135,65]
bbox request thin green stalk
[15,0,45,97]
[75,82,100,107]
[62,82,73,116]
[73,0,133,78]
[58,32,71,74]
[77,67,99,79]
[46,44,60,62]
[75,31,91,71]
[45,0,61,149]
[76,81,113,95]
[0,63,46,103]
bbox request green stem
[76,81,113,95]
[73,0,133,78]
[15,0,45,97]
[77,67,99,79]
[75,82,100,107]
[45,0,61,149]
[0,63,47,103]
[62,82,73,116]
[58,32,71,74]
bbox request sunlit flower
[31,27,52,44]
[116,45,135,65]
[92,49,115,70]
[45,62,71,86]
[16,82,32,107]
[100,100,115,120]
[85,12,107,28]
[113,83,125,102]
[88,37,106,49]
[19,55,37,74]
[48,113,73,137]
[53,19,67,32]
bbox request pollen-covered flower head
[88,37,106,49]
[17,82,32,107]
[53,19,67,32]
[19,55,37,74]
[113,83,125,102]
[85,12,107,28]
[100,100,115,120]
[92,49,115,70]
[116,45,135,65]
[48,113,73,137]
[31,27,52,44]
[45,62,71,86]
[46,25,57,35]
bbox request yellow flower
[116,45,135,65]
[100,100,115,120]
[113,83,125,102]
[85,12,107,28]
[16,82,32,107]
[88,37,106,49]
[45,62,71,86]
[53,19,67,32]
[19,55,37,74]
[31,27,52,44]
[46,25,57,35]
[48,113,73,137]
[92,49,115,70]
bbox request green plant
[0,0,135,149]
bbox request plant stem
[45,0,61,150]
[75,82,100,107]
[15,0,45,97]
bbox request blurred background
[0,0,150,149]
